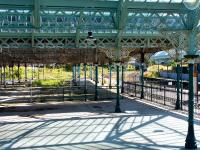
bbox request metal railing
[0,85,117,103]
[124,82,200,116]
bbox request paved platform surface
[0,99,200,150]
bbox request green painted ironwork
[84,63,87,101]
[115,63,121,113]
[25,63,27,82]
[140,51,144,99]
[90,64,93,80]
[185,63,197,149]
[109,64,112,89]
[101,65,104,86]
[3,65,6,88]
[95,64,98,101]
[17,62,20,83]
[121,65,124,93]
[0,0,198,54]
[175,64,181,110]
[0,65,2,84]
[78,64,81,86]
[0,0,200,148]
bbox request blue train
[159,66,200,81]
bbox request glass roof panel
[132,0,183,3]
[171,0,183,2]
[158,0,171,3]
[146,0,159,2]
[133,0,146,2]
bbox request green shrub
[32,79,65,87]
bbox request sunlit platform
[0,99,200,150]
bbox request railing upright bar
[135,83,136,97]
[164,86,166,105]
[151,84,152,102]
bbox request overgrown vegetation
[32,79,65,87]
[144,65,173,78]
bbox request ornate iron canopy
[0,0,199,64]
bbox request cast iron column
[95,64,98,101]
[3,65,6,88]
[109,64,112,89]
[78,64,80,86]
[84,63,87,101]
[101,65,104,86]
[194,64,198,104]
[121,64,124,93]
[140,51,144,99]
[8,65,11,81]
[74,64,77,82]
[181,61,183,110]
[18,62,20,83]
[12,63,14,85]
[31,64,34,80]
[185,63,197,149]
[25,63,27,82]
[37,65,39,80]
[90,64,93,80]
[43,65,45,79]
[72,65,75,81]
[115,63,121,113]
[175,64,181,110]
[0,65,2,84]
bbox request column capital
[114,60,121,66]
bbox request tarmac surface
[0,98,200,150]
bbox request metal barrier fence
[0,85,117,103]
[124,82,200,116]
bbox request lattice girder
[0,0,200,63]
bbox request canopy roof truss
[0,0,199,64]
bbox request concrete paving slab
[0,99,200,150]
